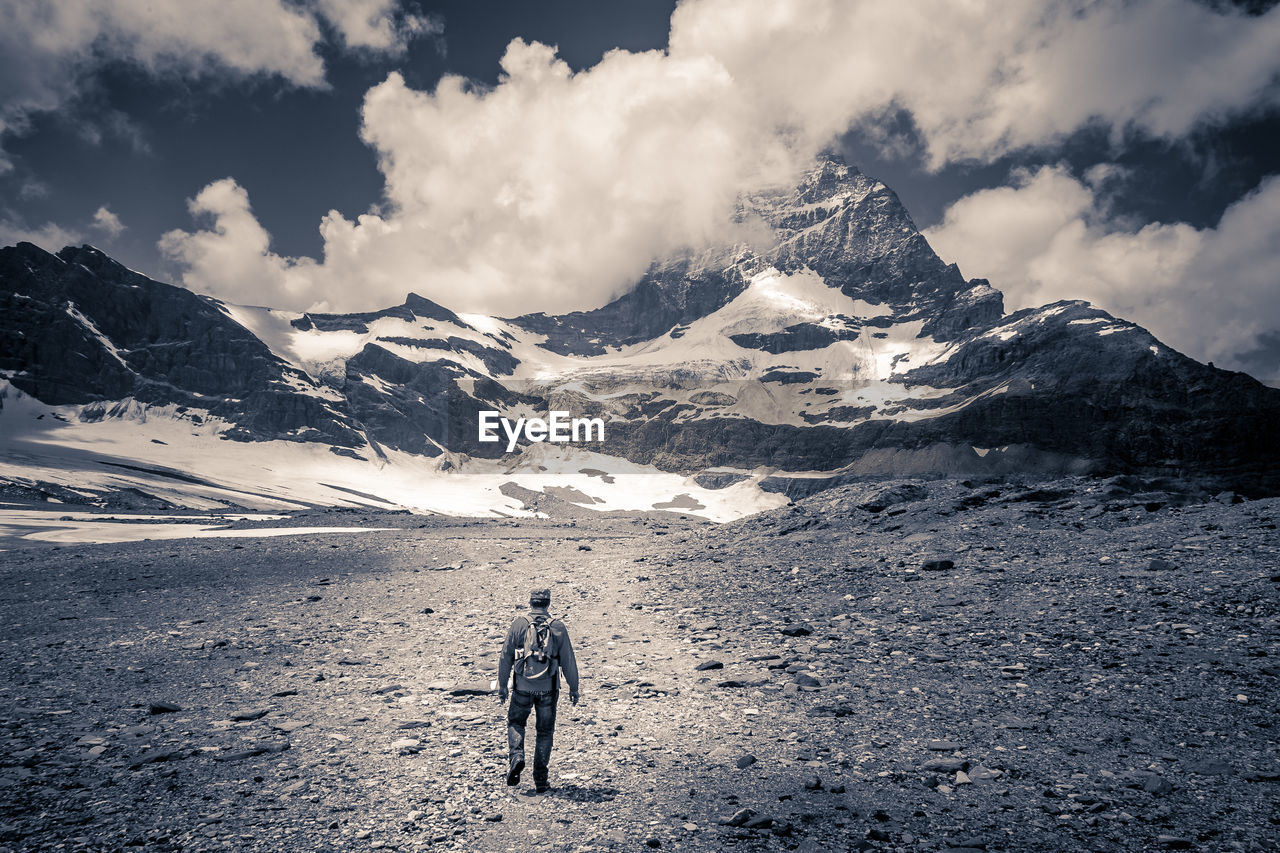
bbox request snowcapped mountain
[2,156,1278,518]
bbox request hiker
[497,587,580,793]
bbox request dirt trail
[1,490,1277,852]
[0,516,794,852]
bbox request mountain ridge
[3,155,1278,517]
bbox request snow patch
[64,303,130,368]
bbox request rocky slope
[2,156,1278,515]
[0,482,1275,851]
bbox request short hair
[529,588,551,605]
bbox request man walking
[497,587,580,793]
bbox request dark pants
[507,688,557,784]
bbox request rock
[1186,759,1231,775]
[214,741,290,762]
[1147,558,1177,571]
[744,815,775,829]
[859,483,928,512]
[231,709,270,721]
[922,559,955,571]
[484,813,503,823]
[955,770,972,785]
[1137,773,1174,794]
[695,660,724,671]
[780,626,813,637]
[926,740,961,751]
[373,683,405,695]
[716,679,747,688]
[337,658,370,666]
[736,755,757,769]
[391,732,422,753]
[1156,836,1193,849]
[922,758,967,772]
[947,837,988,851]
[448,682,493,696]
[644,839,661,848]
[268,720,309,733]
[722,808,755,827]
[148,701,181,714]
[794,672,822,688]
[128,748,188,769]
[866,828,891,842]
[395,720,432,730]
[803,773,822,790]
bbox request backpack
[516,614,556,682]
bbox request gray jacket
[498,607,580,695]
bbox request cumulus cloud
[0,0,438,172]
[158,178,318,308]
[924,167,1280,383]
[162,40,801,314]
[90,205,125,239]
[0,217,81,251]
[160,0,1280,316]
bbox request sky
[0,0,1278,383]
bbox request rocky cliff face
[513,157,1002,356]
[0,244,365,448]
[3,155,1278,506]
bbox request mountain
[2,156,1278,518]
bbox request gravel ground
[0,478,1276,852]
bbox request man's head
[530,588,551,608]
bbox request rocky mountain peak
[789,153,865,204]
[403,292,465,325]
[3,158,1279,508]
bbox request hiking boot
[534,780,548,794]
[505,758,524,787]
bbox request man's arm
[558,625,580,703]
[496,617,523,701]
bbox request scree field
[0,479,1277,853]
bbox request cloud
[0,0,438,172]
[90,205,125,239]
[314,0,441,54]
[0,217,82,250]
[162,42,802,314]
[158,178,318,308]
[160,0,1280,315]
[667,0,1280,169]
[924,166,1280,383]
